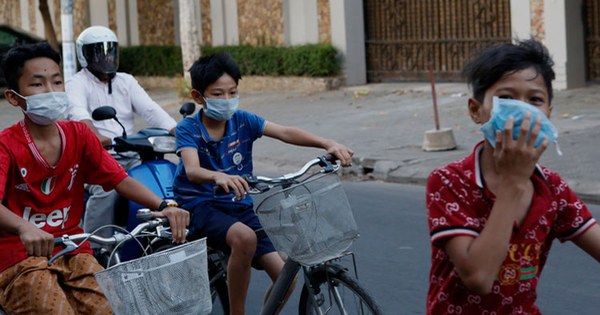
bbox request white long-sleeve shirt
[65,68,177,139]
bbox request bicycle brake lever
[241,174,270,193]
[156,226,189,240]
[48,239,79,266]
[318,156,335,172]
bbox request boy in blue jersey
[174,53,353,315]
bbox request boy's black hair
[189,52,241,95]
[463,39,555,104]
[1,42,61,93]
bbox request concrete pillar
[210,0,225,46]
[211,0,238,46]
[330,0,366,86]
[510,0,531,41]
[34,0,45,38]
[89,0,110,27]
[20,0,29,31]
[173,0,180,46]
[283,0,319,46]
[115,0,129,45]
[224,0,238,45]
[544,0,586,89]
[173,0,203,46]
[126,0,140,46]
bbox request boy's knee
[227,224,257,256]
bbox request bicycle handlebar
[49,217,169,266]
[213,155,339,195]
[256,154,339,184]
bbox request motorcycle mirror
[180,102,196,118]
[92,106,127,139]
[92,106,117,121]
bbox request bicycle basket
[256,172,359,266]
[94,238,211,315]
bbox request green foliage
[119,45,184,76]
[119,44,340,77]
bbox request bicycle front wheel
[299,269,385,315]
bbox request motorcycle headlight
[148,136,176,153]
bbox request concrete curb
[343,155,600,206]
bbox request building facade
[1,0,598,88]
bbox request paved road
[242,180,600,315]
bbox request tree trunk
[179,0,202,83]
[39,0,60,52]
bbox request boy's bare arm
[263,122,354,166]
[80,119,112,146]
[572,224,600,262]
[0,203,54,257]
[114,177,190,243]
[179,149,250,201]
[444,114,549,295]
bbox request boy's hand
[18,224,54,258]
[493,112,548,185]
[325,141,354,167]
[152,207,190,243]
[98,135,112,147]
[214,173,250,201]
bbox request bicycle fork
[302,263,355,315]
[260,259,301,315]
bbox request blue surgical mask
[480,97,561,155]
[13,90,69,126]
[202,96,239,121]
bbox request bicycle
[48,210,212,315]
[206,155,386,315]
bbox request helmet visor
[82,42,119,73]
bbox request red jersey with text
[0,120,127,273]
[426,142,596,315]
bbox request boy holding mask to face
[426,39,600,314]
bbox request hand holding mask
[480,97,561,155]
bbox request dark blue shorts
[184,199,276,261]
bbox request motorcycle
[90,102,195,263]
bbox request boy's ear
[190,89,206,107]
[4,90,24,109]
[468,97,483,124]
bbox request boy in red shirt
[0,43,189,314]
[426,39,600,314]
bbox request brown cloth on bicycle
[0,253,113,315]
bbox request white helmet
[76,26,119,74]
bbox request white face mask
[13,90,69,126]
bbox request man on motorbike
[65,26,178,249]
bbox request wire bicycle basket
[94,238,211,315]
[256,172,359,266]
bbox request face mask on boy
[480,96,562,155]
[202,95,239,121]
[13,90,69,126]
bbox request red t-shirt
[0,120,128,273]
[426,142,596,315]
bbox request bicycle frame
[247,156,354,315]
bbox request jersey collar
[471,141,547,190]
[20,120,66,169]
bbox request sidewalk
[149,82,600,204]
[1,82,599,203]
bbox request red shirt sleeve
[427,167,482,246]
[545,170,596,242]
[79,123,128,191]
